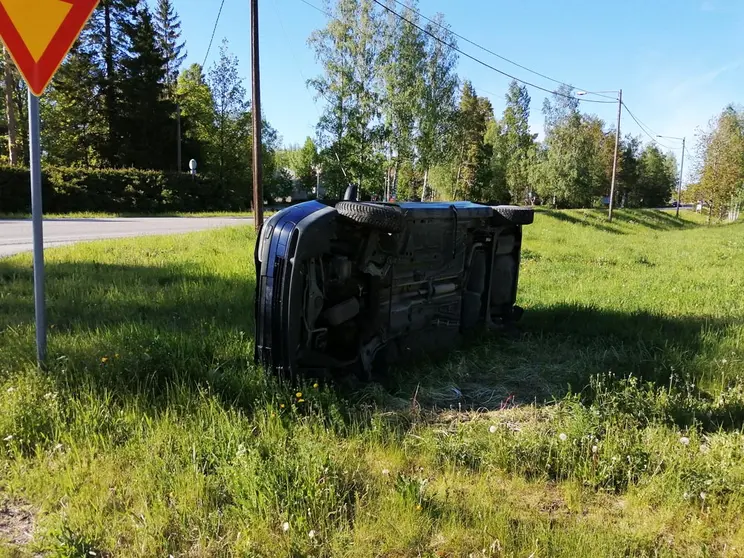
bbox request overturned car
[254,198,533,381]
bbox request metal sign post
[28,92,46,364]
[0,0,101,366]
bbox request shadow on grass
[537,208,694,235]
[0,259,260,409]
[2,259,741,431]
[382,304,743,431]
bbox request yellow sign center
[0,0,73,62]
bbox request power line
[202,0,227,69]
[387,0,617,102]
[622,102,678,150]
[371,0,617,104]
[299,0,614,105]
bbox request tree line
[0,0,739,215]
[299,0,681,208]
[0,0,291,205]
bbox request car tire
[335,201,405,233]
[493,205,534,225]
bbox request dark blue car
[254,197,533,381]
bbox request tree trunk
[420,168,429,202]
[3,47,18,166]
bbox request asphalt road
[0,217,253,258]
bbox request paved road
[0,217,253,258]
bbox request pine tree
[118,4,173,169]
[87,0,138,166]
[154,0,186,95]
[41,35,107,167]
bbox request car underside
[254,199,533,381]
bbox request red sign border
[0,0,100,96]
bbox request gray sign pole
[28,91,46,365]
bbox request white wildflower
[6,387,15,393]
[683,492,689,500]
[679,436,690,446]
[54,443,63,451]
[381,468,390,476]
[489,425,498,434]
[699,444,710,454]
[700,492,707,500]
[722,359,728,365]
[3,435,13,442]
[282,521,290,532]
[308,530,316,539]
[592,445,598,454]
[558,433,567,442]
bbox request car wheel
[335,201,405,233]
[493,205,535,225]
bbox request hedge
[0,165,252,214]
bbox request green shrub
[0,164,248,214]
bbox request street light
[656,135,686,218]
[578,89,622,222]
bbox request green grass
[0,209,743,557]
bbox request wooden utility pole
[676,137,685,218]
[608,89,622,222]
[3,47,18,166]
[251,0,264,230]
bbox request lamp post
[578,89,622,222]
[656,135,686,218]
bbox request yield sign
[0,0,99,96]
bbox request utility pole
[251,0,264,230]
[176,103,182,172]
[676,138,685,218]
[656,134,686,217]
[608,89,622,222]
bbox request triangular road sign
[0,0,99,96]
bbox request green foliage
[0,165,247,214]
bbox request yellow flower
[280,404,285,409]
[296,392,303,398]
[298,399,305,403]
[416,504,422,511]
[313,383,319,389]
[101,357,109,363]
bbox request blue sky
[154,0,744,178]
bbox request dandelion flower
[282,521,290,532]
[280,404,285,409]
[558,433,567,442]
[313,383,319,389]
[680,436,690,446]
[416,504,422,511]
[699,444,710,454]
[298,398,305,403]
[296,392,303,398]
[489,425,497,434]
[308,530,316,539]
[101,357,109,363]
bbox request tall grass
[0,209,743,557]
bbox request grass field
[0,209,743,557]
